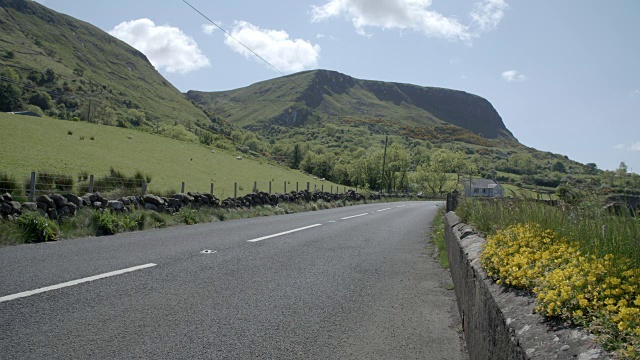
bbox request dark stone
[144,194,164,206]
[173,193,194,204]
[58,206,71,218]
[36,195,55,209]
[63,193,82,207]
[144,202,158,211]
[47,208,58,220]
[8,201,21,214]
[2,193,12,202]
[50,194,68,209]
[0,203,13,216]
[93,201,103,209]
[36,202,48,211]
[168,198,182,209]
[108,200,125,211]
[21,202,38,211]
[66,203,77,215]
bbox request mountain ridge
[187,69,516,141]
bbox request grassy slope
[186,72,316,127]
[0,0,208,125]
[0,113,344,198]
[187,70,445,129]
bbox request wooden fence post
[29,171,36,202]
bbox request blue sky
[35,0,640,173]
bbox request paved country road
[0,201,466,359]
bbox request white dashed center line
[340,213,368,220]
[377,208,392,212]
[0,263,157,303]
[247,224,322,243]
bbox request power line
[181,0,303,90]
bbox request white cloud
[630,142,640,151]
[310,0,508,41]
[471,0,508,32]
[311,0,471,40]
[630,89,640,97]
[316,34,338,40]
[202,23,221,35]
[224,21,320,73]
[501,70,527,82]
[615,144,625,149]
[109,18,210,74]
[449,57,462,65]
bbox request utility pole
[381,135,388,192]
[87,98,92,123]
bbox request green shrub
[179,208,198,225]
[55,174,74,192]
[0,172,21,194]
[93,210,121,236]
[149,211,167,228]
[16,213,59,243]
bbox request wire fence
[0,172,146,201]
[0,172,361,202]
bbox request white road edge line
[340,213,368,220]
[377,208,392,212]
[396,205,406,208]
[247,224,322,243]
[0,263,157,303]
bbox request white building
[461,178,504,198]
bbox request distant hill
[186,69,516,141]
[0,0,209,127]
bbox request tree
[383,143,410,192]
[584,163,598,175]
[0,69,22,112]
[230,131,243,144]
[616,162,628,176]
[126,109,146,127]
[415,163,450,196]
[28,90,53,110]
[551,161,566,173]
[290,144,302,169]
[509,153,535,174]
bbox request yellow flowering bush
[481,223,640,358]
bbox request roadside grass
[0,113,345,198]
[456,197,640,358]
[431,207,449,268]
[1,196,425,247]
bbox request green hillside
[0,113,342,198]
[0,0,210,128]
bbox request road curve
[0,201,466,359]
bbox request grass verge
[431,206,449,268]
[0,197,417,247]
[456,197,640,358]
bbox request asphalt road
[0,201,466,359]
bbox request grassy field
[0,113,344,198]
[502,183,557,200]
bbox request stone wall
[0,189,418,221]
[444,212,609,360]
